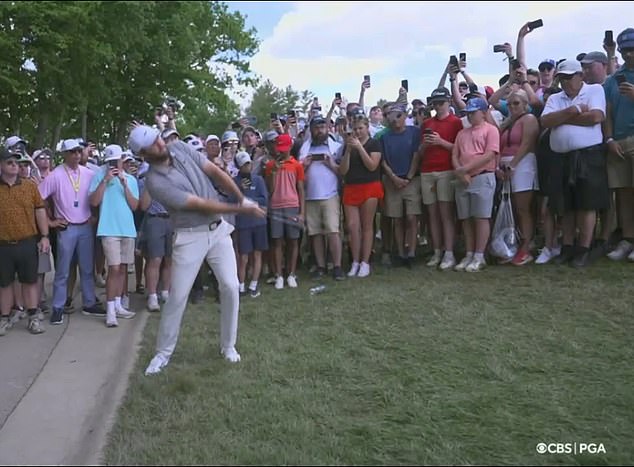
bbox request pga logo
[536,443,606,455]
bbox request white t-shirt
[541,82,606,153]
[299,142,342,201]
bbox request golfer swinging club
[128,125,265,375]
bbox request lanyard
[63,164,81,206]
[63,164,81,192]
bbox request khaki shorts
[306,195,341,235]
[455,172,496,220]
[421,171,455,205]
[102,237,135,266]
[383,175,423,217]
[606,135,634,189]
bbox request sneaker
[116,307,136,319]
[266,274,277,285]
[64,298,74,314]
[10,306,25,325]
[466,257,487,272]
[418,234,428,246]
[147,295,161,312]
[106,309,118,328]
[27,315,45,334]
[628,249,634,262]
[135,283,145,294]
[274,275,284,290]
[39,302,49,314]
[553,246,575,265]
[535,247,558,265]
[454,255,472,272]
[511,250,534,266]
[287,274,298,288]
[426,252,442,268]
[438,255,456,271]
[311,267,326,280]
[571,251,591,268]
[333,266,345,281]
[160,291,169,303]
[357,262,371,278]
[95,274,106,288]
[190,289,204,304]
[220,347,241,363]
[0,317,11,336]
[607,240,633,261]
[249,287,261,298]
[348,262,360,277]
[145,353,170,375]
[50,308,64,325]
[82,304,107,318]
[121,295,130,310]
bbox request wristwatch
[605,137,615,144]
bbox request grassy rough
[105,260,634,466]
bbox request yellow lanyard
[63,165,81,193]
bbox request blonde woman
[497,89,540,265]
[339,117,383,277]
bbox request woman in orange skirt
[339,116,383,277]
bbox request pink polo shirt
[38,164,95,223]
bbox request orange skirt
[343,180,384,206]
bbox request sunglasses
[538,65,554,72]
[37,156,51,160]
[528,80,538,86]
[508,101,523,106]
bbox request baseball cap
[580,51,608,65]
[103,144,123,162]
[538,59,556,71]
[310,115,328,126]
[412,98,425,106]
[161,128,180,140]
[0,147,18,162]
[466,84,489,100]
[263,130,279,143]
[429,87,451,102]
[387,103,406,114]
[121,150,135,163]
[465,97,489,113]
[275,133,293,153]
[205,134,220,145]
[183,134,198,143]
[235,151,252,168]
[221,131,239,144]
[617,28,634,50]
[4,135,26,149]
[33,148,53,160]
[60,139,83,152]
[128,125,160,154]
[555,59,582,76]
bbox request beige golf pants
[156,220,239,359]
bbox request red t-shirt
[264,158,305,209]
[420,114,463,173]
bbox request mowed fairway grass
[105,259,633,465]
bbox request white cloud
[236,1,633,112]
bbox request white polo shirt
[541,83,606,153]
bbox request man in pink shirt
[38,139,105,324]
[451,98,500,272]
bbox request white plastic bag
[489,179,518,260]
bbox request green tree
[0,1,259,149]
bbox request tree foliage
[245,79,315,130]
[0,1,258,148]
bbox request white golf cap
[128,125,160,154]
[103,144,124,162]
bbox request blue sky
[227,1,633,112]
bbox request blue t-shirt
[89,167,139,237]
[604,67,634,140]
[380,126,421,177]
[231,173,268,230]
